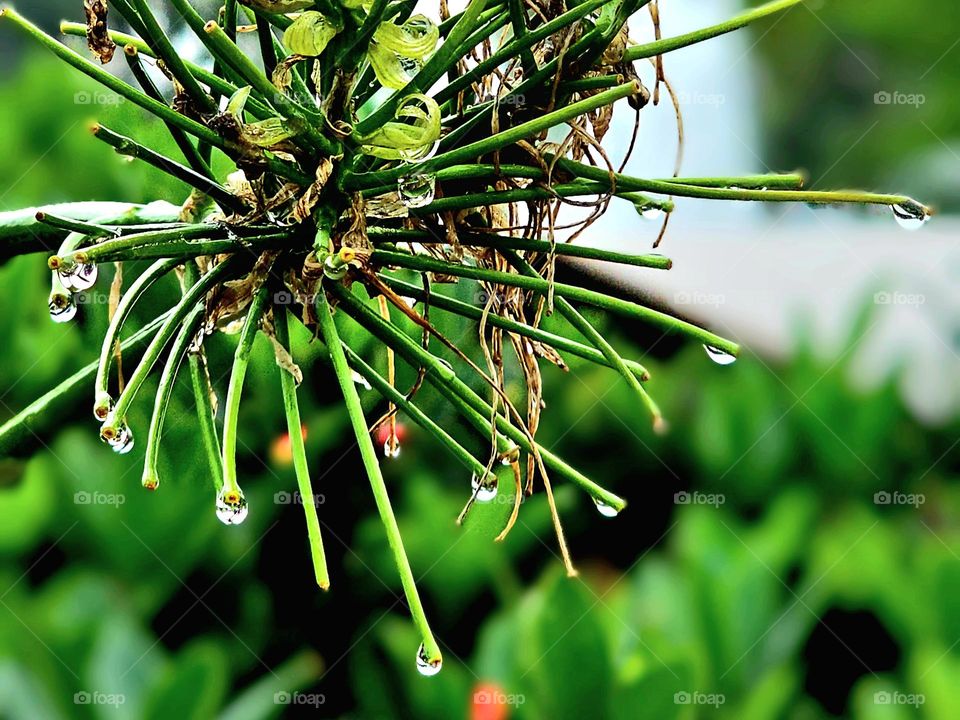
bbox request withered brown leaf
[84,1,116,64]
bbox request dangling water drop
[471,473,498,502]
[639,204,664,220]
[594,498,620,518]
[703,345,737,366]
[100,421,134,454]
[383,435,401,459]
[215,488,249,525]
[59,263,98,292]
[48,293,77,323]
[891,202,929,231]
[416,644,442,677]
[398,174,436,208]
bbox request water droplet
[471,473,498,502]
[891,202,929,231]
[416,644,442,677]
[59,263,98,292]
[216,488,249,525]
[49,293,76,323]
[323,254,349,280]
[100,421,134,454]
[399,296,418,308]
[352,370,372,391]
[398,174,436,209]
[594,498,620,517]
[703,345,737,366]
[383,435,401,459]
[641,205,664,220]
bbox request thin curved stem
[142,304,205,490]
[273,308,331,590]
[315,284,442,666]
[221,284,270,498]
[371,248,740,356]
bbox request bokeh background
[1,1,958,718]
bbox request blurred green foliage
[754,0,960,211]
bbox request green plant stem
[2,12,308,182]
[58,22,273,118]
[348,81,639,189]
[123,46,216,179]
[505,251,663,426]
[91,124,246,213]
[58,225,222,265]
[553,157,922,208]
[342,343,490,479]
[183,262,224,494]
[273,308,331,590]
[330,283,626,511]
[66,233,288,265]
[623,0,804,62]
[0,314,169,456]
[434,0,607,106]
[0,201,181,260]
[315,285,442,666]
[367,227,672,269]
[142,304,205,489]
[94,258,183,412]
[108,258,241,426]
[354,0,491,136]
[370,248,740,355]
[221,285,270,498]
[34,211,118,238]
[129,0,216,113]
[378,275,651,381]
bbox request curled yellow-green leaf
[359,94,440,160]
[368,42,421,90]
[372,15,438,59]
[226,86,253,118]
[283,11,340,57]
[241,117,300,147]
